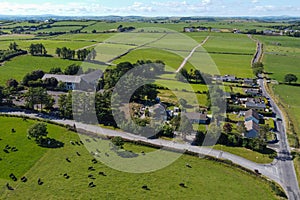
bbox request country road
[251,34,300,199]
[176,36,210,73]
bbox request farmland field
[0,55,82,85]
[0,117,278,199]
[52,33,115,42]
[203,32,256,54]
[0,39,96,55]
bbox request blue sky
[1,0,300,16]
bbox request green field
[0,55,82,85]
[0,117,279,199]
[0,39,96,55]
[203,33,256,54]
[51,21,97,26]
[52,33,115,42]
[33,26,83,33]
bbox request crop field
[0,55,82,85]
[0,117,278,199]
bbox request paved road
[258,78,300,199]
[252,34,300,199]
[176,36,210,73]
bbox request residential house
[245,101,266,111]
[244,109,260,124]
[213,75,236,82]
[244,120,260,138]
[183,112,209,124]
[243,78,254,85]
[42,70,102,91]
[244,88,261,96]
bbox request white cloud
[251,0,259,3]
[0,1,299,16]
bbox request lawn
[0,116,279,199]
[213,145,274,164]
[0,55,82,85]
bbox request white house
[42,70,102,91]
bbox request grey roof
[42,74,81,83]
[245,102,266,109]
[245,109,259,120]
[183,112,208,121]
[42,70,102,84]
[244,120,260,132]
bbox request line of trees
[56,47,96,61]
[56,47,75,59]
[29,43,47,56]
[176,68,206,83]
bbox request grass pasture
[0,117,279,199]
[203,32,256,54]
[0,39,96,55]
[0,55,82,85]
[52,33,115,42]
[33,26,83,33]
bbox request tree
[22,70,45,86]
[6,79,19,88]
[25,87,54,111]
[223,123,233,134]
[111,136,124,147]
[27,123,48,144]
[58,92,73,119]
[252,62,264,76]
[260,124,270,141]
[55,48,61,57]
[9,42,18,51]
[284,74,298,84]
[64,64,80,75]
[237,122,247,135]
[29,43,47,56]
[49,67,62,74]
[160,124,174,138]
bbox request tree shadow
[39,138,64,148]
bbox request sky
[0,0,300,17]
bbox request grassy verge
[213,145,274,164]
